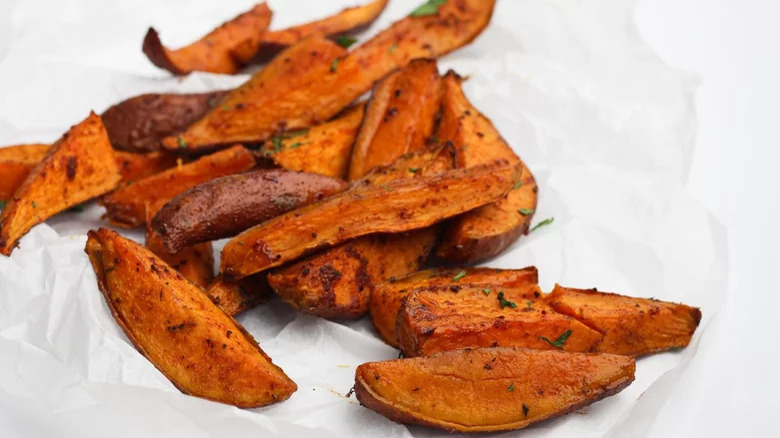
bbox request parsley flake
[452,270,467,282]
[512,179,523,190]
[497,291,517,309]
[288,142,305,149]
[482,288,491,296]
[0,200,5,209]
[529,217,554,233]
[221,104,230,111]
[408,167,420,173]
[177,136,187,148]
[410,0,447,17]
[539,330,572,348]
[330,58,340,73]
[518,208,535,216]
[508,383,515,392]
[334,35,358,48]
[31,201,37,209]
[388,43,398,54]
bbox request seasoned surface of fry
[206,274,274,316]
[101,145,256,228]
[0,113,121,255]
[546,285,702,356]
[114,151,179,183]
[354,347,635,432]
[0,143,49,201]
[85,228,296,407]
[221,159,519,279]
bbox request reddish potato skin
[206,274,274,316]
[354,347,635,432]
[152,169,347,253]
[145,210,214,289]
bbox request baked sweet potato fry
[206,274,274,316]
[354,347,635,432]
[85,228,296,407]
[0,113,121,256]
[396,284,603,357]
[114,151,179,183]
[221,158,518,280]
[435,71,538,263]
[102,91,229,153]
[145,210,214,289]
[152,168,347,253]
[370,266,538,347]
[546,285,702,356]
[142,3,272,75]
[100,145,256,228]
[164,0,495,153]
[0,143,49,201]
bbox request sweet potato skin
[152,169,347,253]
[546,285,702,356]
[0,143,49,201]
[221,159,519,280]
[145,210,214,289]
[370,266,538,347]
[206,274,274,316]
[102,91,229,153]
[0,113,121,255]
[100,145,256,228]
[84,228,296,407]
[396,285,604,357]
[354,347,635,432]
[435,71,538,263]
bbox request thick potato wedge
[435,71,538,263]
[152,169,347,253]
[0,143,49,201]
[370,266,538,347]
[347,58,442,180]
[85,228,296,407]
[102,91,229,153]
[396,284,604,357]
[206,274,274,316]
[100,145,256,228]
[354,347,635,432]
[0,113,121,255]
[257,104,366,179]
[142,3,272,75]
[546,285,702,356]
[145,209,214,289]
[164,0,495,153]
[221,158,518,280]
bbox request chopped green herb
[221,104,230,111]
[67,204,86,213]
[286,129,309,138]
[334,35,358,48]
[410,0,447,17]
[330,58,340,72]
[497,291,517,309]
[512,179,523,190]
[539,330,572,348]
[522,404,529,417]
[0,200,5,209]
[518,208,535,216]
[452,270,467,282]
[288,142,305,149]
[177,136,188,149]
[482,288,491,296]
[31,201,37,209]
[508,383,515,392]
[380,184,393,192]
[388,43,398,54]
[526,301,534,308]
[270,136,284,153]
[529,217,554,233]
[408,167,420,173]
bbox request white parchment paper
[0,0,727,437]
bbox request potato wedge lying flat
[435,71,538,263]
[85,228,296,407]
[221,158,519,280]
[145,208,214,289]
[0,113,121,255]
[546,285,702,356]
[370,266,538,347]
[354,347,635,432]
[206,274,274,316]
[396,284,603,357]
[0,143,49,202]
[152,169,347,253]
[101,145,256,228]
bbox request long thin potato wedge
[143,3,272,75]
[0,113,121,255]
[546,285,702,356]
[435,71,538,263]
[370,266,539,347]
[102,91,229,153]
[85,228,296,407]
[100,145,256,228]
[221,158,517,280]
[396,284,604,357]
[354,347,635,432]
[206,274,274,316]
[152,169,348,253]
[145,209,214,289]
[164,0,495,153]
[0,143,49,201]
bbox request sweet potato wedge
[145,209,214,289]
[152,168,348,253]
[206,274,274,316]
[347,58,442,180]
[396,284,604,357]
[370,266,538,347]
[546,285,702,356]
[354,347,635,432]
[221,157,517,280]
[102,91,230,153]
[435,71,538,263]
[0,143,49,201]
[84,228,296,407]
[164,0,495,153]
[114,151,179,184]
[100,145,256,228]
[0,113,121,256]
[142,3,272,75]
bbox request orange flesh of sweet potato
[100,145,256,228]
[435,71,538,263]
[0,113,121,255]
[220,156,516,280]
[144,209,214,289]
[205,274,274,316]
[84,228,296,407]
[546,285,702,356]
[370,266,539,347]
[0,144,49,201]
[164,0,495,153]
[143,3,272,75]
[114,151,179,184]
[354,347,635,432]
[396,284,604,357]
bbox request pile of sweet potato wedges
[0,0,701,433]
